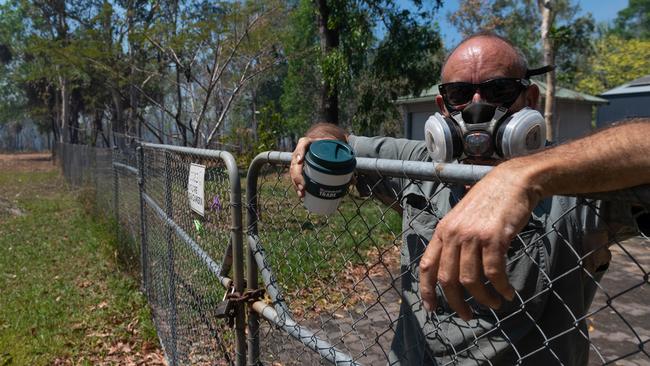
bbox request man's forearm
[502,119,650,199]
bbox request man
[290,32,650,365]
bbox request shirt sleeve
[348,135,430,162]
[347,135,432,207]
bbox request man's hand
[419,160,541,321]
[290,136,315,198]
[290,123,348,198]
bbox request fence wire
[139,143,244,365]
[246,152,650,366]
[57,142,244,366]
[57,142,649,366]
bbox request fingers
[482,244,515,301]
[439,239,472,321]
[459,240,502,311]
[420,219,514,321]
[290,138,310,198]
[419,234,443,313]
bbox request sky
[402,0,630,47]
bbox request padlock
[215,299,235,318]
[215,287,236,328]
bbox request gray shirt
[348,135,637,366]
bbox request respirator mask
[424,104,546,162]
[425,71,551,162]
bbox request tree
[538,0,555,142]
[449,0,542,63]
[0,0,288,150]
[448,0,594,87]
[280,0,321,138]
[612,0,650,39]
[0,1,27,125]
[140,0,285,147]
[575,35,650,95]
[282,0,444,135]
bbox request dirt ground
[0,152,54,172]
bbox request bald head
[434,33,539,115]
[441,34,528,83]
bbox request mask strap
[450,111,466,130]
[489,106,509,128]
[452,106,508,133]
[526,65,555,78]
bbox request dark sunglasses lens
[444,83,474,106]
[480,79,522,104]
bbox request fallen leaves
[118,341,167,366]
[108,342,132,355]
[54,340,167,366]
[77,279,92,288]
[89,300,109,311]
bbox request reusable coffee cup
[303,140,356,215]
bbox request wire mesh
[246,153,650,366]
[140,144,239,365]
[56,142,243,366]
[54,141,650,366]
[113,146,143,273]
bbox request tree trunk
[126,2,140,140]
[111,89,127,148]
[175,65,188,146]
[316,0,340,125]
[251,88,258,142]
[539,0,556,142]
[59,76,69,143]
[69,88,82,144]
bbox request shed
[396,81,608,143]
[597,75,650,127]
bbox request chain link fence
[57,143,649,366]
[57,142,246,365]
[245,152,650,366]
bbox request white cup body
[303,163,353,215]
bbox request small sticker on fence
[188,163,206,216]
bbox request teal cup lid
[305,140,356,175]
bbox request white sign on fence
[188,163,206,216]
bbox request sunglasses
[438,78,531,108]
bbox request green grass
[0,168,157,365]
[252,169,403,300]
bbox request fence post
[228,161,246,366]
[137,145,149,292]
[246,158,262,365]
[113,147,119,239]
[164,150,179,365]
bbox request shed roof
[600,74,650,96]
[396,80,608,105]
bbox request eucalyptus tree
[0,1,28,128]
[140,0,287,147]
[612,0,650,40]
[283,0,444,136]
[0,0,287,148]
